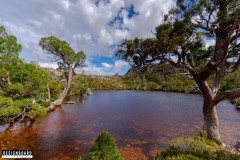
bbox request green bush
[154,152,202,160]
[171,136,218,153]
[147,82,160,90]
[49,80,64,98]
[38,101,51,108]
[154,136,240,160]
[84,131,121,160]
[69,74,89,96]
[0,96,47,121]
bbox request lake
[0,91,239,159]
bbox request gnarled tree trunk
[196,80,221,142]
[203,99,220,141]
[54,64,73,106]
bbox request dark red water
[0,91,239,159]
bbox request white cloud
[42,11,65,36]
[124,0,175,38]
[205,38,215,48]
[26,19,43,28]
[38,62,58,69]
[75,59,130,75]
[76,60,111,75]
[113,60,129,72]
[0,0,175,75]
[101,62,113,69]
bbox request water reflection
[0,91,239,160]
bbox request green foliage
[0,96,46,120]
[0,96,12,107]
[39,36,86,73]
[154,135,240,160]
[171,136,218,153]
[88,75,127,90]
[0,25,22,57]
[9,61,49,100]
[85,131,121,160]
[0,25,51,122]
[7,82,25,99]
[49,80,64,99]
[39,36,86,105]
[146,82,160,91]
[122,64,197,93]
[69,73,89,96]
[37,101,51,108]
[220,70,240,92]
[154,153,202,160]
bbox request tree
[39,36,86,105]
[0,96,46,123]
[0,26,48,123]
[85,131,121,160]
[0,26,22,57]
[0,26,22,93]
[117,0,240,142]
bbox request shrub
[69,74,89,95]
[154,152,202,160]
[0,96,46,122]
[171,136,218,153]
[84,131,121,160]
[49,80,64,98]
[147,82,160,90]
[154,135,240,160]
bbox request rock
[234,141,240,152]
[46,103,55,111]
[30,98,36,103]
[226,145,233,151]
[63,101,76,104]
[221,143,226,148]
[86,88,92,96]
[236,106,240,110]
[126,144,131,148]
[74,147,80,151]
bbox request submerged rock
[236,106,240,110]
[63,101,76,104]
[234,141,240,152]
[46,103,55,111]
[86,88,93,96]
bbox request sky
[0,0,175,75]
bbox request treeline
[87,63,240,94]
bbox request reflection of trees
[65,95,86,104]
[0,119,36,150]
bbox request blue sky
[0,0,175,75]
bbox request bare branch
[230,32,240,43]
[213,88,240,105]
[195,62,216,81]
[163,58,196,75]
[191,22,213,32]
[226,57,240,73]
[212,65,226,96]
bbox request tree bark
[203,99,220,141]
[47,82,51,101]
[195,80,221,142]
[54,64,73,106]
